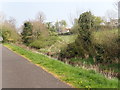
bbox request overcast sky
[0,0,117,27]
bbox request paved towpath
[2,45,71,88]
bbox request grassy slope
[4,43,118,88]
[39,35,77,53]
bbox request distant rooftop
[0,37,3,41]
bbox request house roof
[0,37,3,41]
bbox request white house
[0,36,3,41]
[58,28,71,34]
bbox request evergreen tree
[21,22,33,45]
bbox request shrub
[21,22,33,45]
[30,36,58,49]
[0,23,20,43]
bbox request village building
[0,36,3,42]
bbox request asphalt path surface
[0,44,2,89]
[2,45,71,88]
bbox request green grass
[4,43,119,88]
[59,35,77,44]
[30,36,60,49]
[39,35,77,54]
[99,63,120,73]
[70,58,119,74]
[70,58,95,65]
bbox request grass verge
[4,43,118,88]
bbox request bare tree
[105,10,117,21]
[0,11,5,24]
[31,20,49,40]
[8,17,16,27]
[68,13,75,25]
[68,10,83,25]
[114,0,119,11]
[36,11,46,23]
[105,9,118,28]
